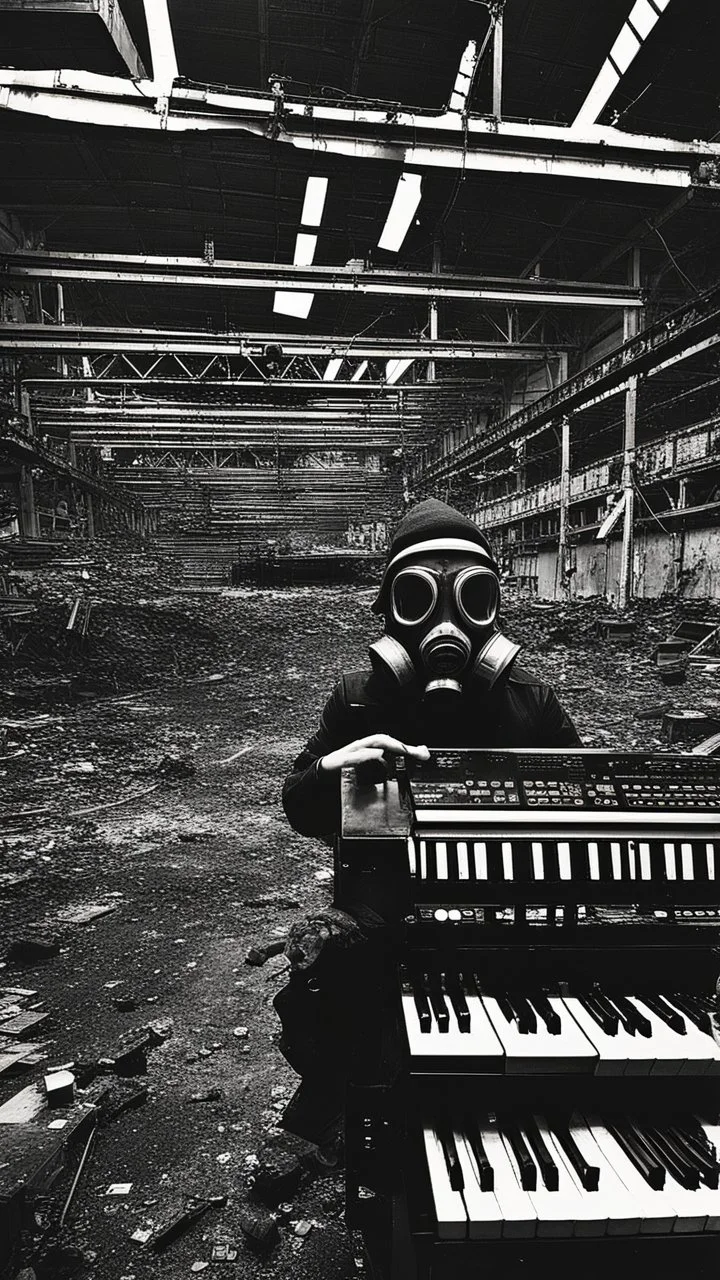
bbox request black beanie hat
[372,498,498,614]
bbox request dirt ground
[3,582,720,1279]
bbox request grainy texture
[2,579,720,1277]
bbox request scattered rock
[237,1199,280,1253]
[252,1132,310,1205]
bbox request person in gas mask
[273,498,580,1162]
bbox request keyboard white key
[625,996,685,1076]
[525,1116,602,1233]
[454,1131,504,1239]
[562,997,653,1075]
[402,991,504,1064]
[627,840,636,881]
[435,840,449,881]
[456,840,470,881]
[681,841,694,882]
[423,1126,467,1239]
[639,841,652,881]
[501,840,513,881]
[557,841,571,881]
[610,842,623,881]
[473,841,488,880]
[536,1117,608,1237]
[482,996,597,1074]
[531,841,544,880]
[479,1120,537,1238]
[419,839,428,880]
[584,1115,675,1233]
[564,1114,641,1235]
[588,841,600,881]
[707,843,716,881]
[629,996,720,1076]
[407,837,417,877]
[664,842,677,881]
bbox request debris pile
[0,535,235,697]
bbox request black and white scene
[2,1,720,1278]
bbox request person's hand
[318,734,430,775]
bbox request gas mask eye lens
[390,567,438,626]
[455,567,499,627]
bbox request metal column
[557,414,571,598]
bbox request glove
[283,907,365,972]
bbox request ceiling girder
[1,250,644,308]
[0,323,571,360]
[0,69,718,186]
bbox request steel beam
[0,0,147,78]
[144,0,177,95]
[0,68,718,184]
[416,280,720,485]
[1,250,644,308]
[0,323,570,360]
[1,418,150,508]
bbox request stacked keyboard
[338,749,720,1276]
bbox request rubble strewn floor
[3,578,720,1278]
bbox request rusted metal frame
[418,281,720,484]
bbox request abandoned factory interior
[4,1,720,1278]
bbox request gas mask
[368,551,520,702]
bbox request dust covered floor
[2,584,720,1278]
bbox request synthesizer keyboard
[336,748,720,1278]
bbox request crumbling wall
[537,525,720,602]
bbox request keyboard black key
[668,1121,720,1189]
[597,841,615,883]
[670,994,711,1034]
[612,995,652,1037]
[605,1119,665,1190]
[486,841,504,883]
[551,1117,599,1191]
[409,977,432,1033]
[506,992,537,1034]
[636,995,687,1035]
[446,975,471,1033]
[512,840,532,884]
[523,1115,559,1190]
[424,974,450,1033]
[500,1118,537,1190]
[642,1125,700,1191]
[467,1118,494,1191]
[437,1120,464,1191]
[543,842,560,883]
[578,993,618,1036]
[528,992,562,1035]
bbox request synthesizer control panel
[403,749,720,818]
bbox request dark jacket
[282,665,581,842]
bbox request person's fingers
[352,734,411,753]
[405,743,431,759]
[345,747,386,764]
